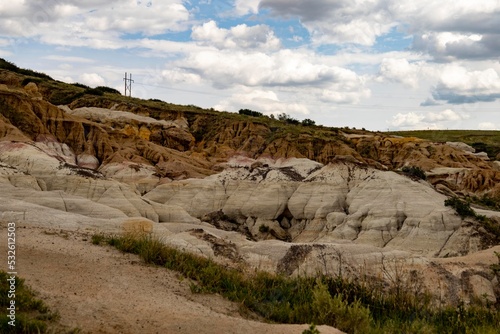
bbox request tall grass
[96,232,500,333]
[0,271,62,333]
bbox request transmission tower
[123,72,134,97]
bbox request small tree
[302,118,316,126]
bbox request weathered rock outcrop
[145,157,474,257]
[1,69,499,307]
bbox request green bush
[444,197,476,218]
[311,281,371,333]
[71,83,90,89]
[401,166,427,180]
[94,86,121,95]
[84,88,104,96]
[239,109,263,117]
[302,118,316,126]
[302,324,320,334]
[277,113,300,125]
[470,195,500,211]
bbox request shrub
[95,86,121,95]
[302,118,316,126]
[84,88,104,96]
[302,324,320,334]
[239,109,263,117]
[277,113,300,125]
[444,197,475,218]
[71,83,90,89]
[470,195,500,211]
[401,166,427,180]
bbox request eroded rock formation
[1,71,499,306]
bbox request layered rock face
[145,157,472,257]
[1,75,499,306]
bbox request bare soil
[0,223,342,334]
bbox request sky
[0,0,499,131]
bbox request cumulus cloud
[177,48,371,103]
[412,32,500,61]
[214,88,309,115]
[259,0,500,62]
[79,73,105,87]
[260,0,396,45]
[390,112,425,128]
[234,0,260,15]
[378,58,426,88]
[0,0,190,39]
[423,109,468,122]
[191,20,280,50]
[389,109,469,129]
[431,65,500,104]
[160,69,202,85]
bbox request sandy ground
[0,223,342,334]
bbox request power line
[134,81,230,97]
[132,80,500,112]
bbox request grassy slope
[94,233,500,334]
[388,130,500,159]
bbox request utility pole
[123,72,134,97]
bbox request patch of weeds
[0,271,70,333]
[303,324,320,334]
[401,166,427,180]
[445,197,500,243]
[444,197,475,218]
[469,194,500,211]
[91,233,107,245]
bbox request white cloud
[390,112,425,128]
[258,0,500,62]
[79,73,106,87]
[235,0,261,15]
[160,69,202,85]
[214,88,309,115]
[423,109,468,122]
[44,55,94,63]
[389,109,469,129]
[180,48,365,85]
[0,0,190,39]
[378,58,424,88]
[260,0,396,46]
[191,20,280,50]
[478,122,498,130]
[432,65,500,104]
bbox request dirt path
[0,223,342,334]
